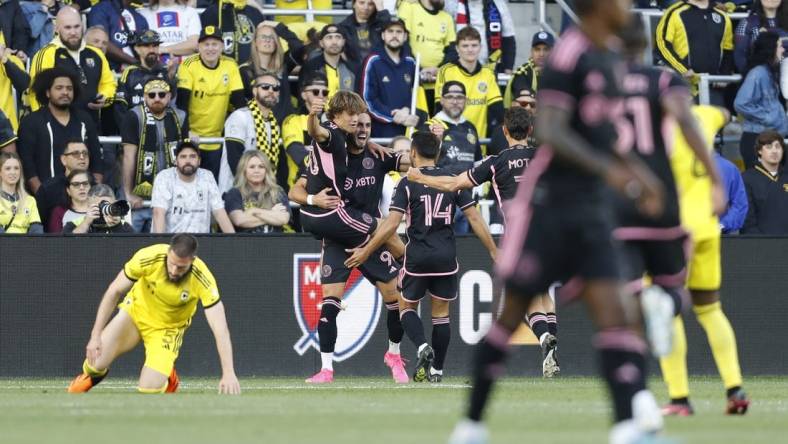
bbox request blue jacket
[734,65,788,135]
[360,48,418,138]
[715,152,748,233]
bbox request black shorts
[614,226,688,289]
[320,239,400,285]
[300,206,378,249]
[497,202,623,299]
[399,272,458,303]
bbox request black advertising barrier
[0,235,786,377]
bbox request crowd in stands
[0,0,788,235]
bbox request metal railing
[698,74,743,105]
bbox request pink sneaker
[305,368,334,384]
[384,352,409,384]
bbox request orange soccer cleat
[67,372,106,393]
[166,367,180,393]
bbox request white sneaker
[640,286,675,358]
[633,390,664,433]
[448,419,489,444]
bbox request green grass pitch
[1,376,786,444]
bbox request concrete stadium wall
[0,235,785,377]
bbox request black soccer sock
[318,297,342,353]
[400,308,427,348]
[431,317,451,371]
[546,312,558,336]
[527,312,549,343]
[468,323,512,422]
[595,328,648,422]
[386,302,404,344]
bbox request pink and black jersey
[390,167,476,275]
[615,65,688,229]
[535,27,625,202]
[344,150,402,217]
[467,144,536,217]
[304,122,352,215]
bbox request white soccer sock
[321,352,334,371]
[417,343,428,354]
[430,367,443,375]
[388,341,400,354]
[539,332,550,346]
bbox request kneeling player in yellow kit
[67,234,241,394]
[661,105,749,415]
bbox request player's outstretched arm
[204,301,241,395]
[664,95,728,215]
[464,205,497,261]
[345,211,404,269]
[307,98,330,143]
[86,271,134,365]
[407,167,472,192]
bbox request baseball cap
[199,25,222,43]
[531,31,555,48]
[382,17,408,32]
[175,139,200,156]
[134,29,161,45]
[441,80,466,97]
[319,24,345,40]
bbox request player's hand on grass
[314,187,340,209]
[86,335,102,365]
[711,182,728,216]
[344,247,370,269]
[219,374,241,395]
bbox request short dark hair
[32,66,82,106]
[755,130,785,164]
[170,233,198,258]
[456,26,481,43]
[66,168,89,184]
[504,107,533,141]
[411,131,441,159]
[63,139,87,152]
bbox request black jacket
[0,0,31,53]
[741,163,788,234]
[337,9,391,67]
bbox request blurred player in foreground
[448,0,671,442]
[346,131,497,383]
[68,234,240,394]
[660,104,750,416]
[407,107,561,378]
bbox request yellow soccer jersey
[275,0,332,24]
[177,55,243,151]
[0,195,41,233]
[434,62,502,139]
[397,0,456,70]
[670,105,727,241]
[282,113,310,188]
[121,244,221,329]
[0,54,24,131]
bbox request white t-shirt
[138,5,202,50]
[217,107,281,192]
[151,167,224,233]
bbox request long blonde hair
[250,23,284,76]
[0,152,30,213]
[233,150,284,209]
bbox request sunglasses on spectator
[256,83,280,92]
[147,91,168,99]
[516,99,535,108]
[63,150,89,158]
[307,89,329,97]
[69,181,90,188]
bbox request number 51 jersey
[390,166,477,275]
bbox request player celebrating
[290,112,411,384]
[448,0,668,442]
[346,131,497,383]
[660,104,750,416]
[614,20,726,358]
[407,107,561,378]
[67,234,240,394]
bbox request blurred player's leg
[377,278,408,384]
[68,310,140,393]
[430,298,451,383]
[659,316,692,416]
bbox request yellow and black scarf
[218,0,251,61]
[134,105,182,198]
[248,99,282,167]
